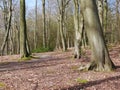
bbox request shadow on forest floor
[61,73,120,90]
[0,56,71,72]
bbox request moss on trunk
[20,0,31,58]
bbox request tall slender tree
[115,0,120,43]
[42,0,47,48]
[97,0,103,25]
[73,0,83,59]
[79,0,115,71]
[20,0,30,58]
[57,0,70,51]
[103,0,108,35]
[34,0,37,49]
[1,0,12,55]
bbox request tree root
[78,61,115,72]
[74,54,81,59]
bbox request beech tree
[20,0,30,58]
[42,0,47,48]
[73,0,83,59]
[34,0,37,49]
[57,0,70,51]
[79,0,115,71]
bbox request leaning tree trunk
[73,0,83,59]
[20,0,30,58]
[79,0,115,71]
[1,0,12,55]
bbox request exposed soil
[0,46,120,90]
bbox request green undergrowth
[0,82,6,88]
[32,47,53,53]
[107,44,113,49]
[21,56,32,60]
[76,78,88,84]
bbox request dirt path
[0,47,120,90]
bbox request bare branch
[57,0,61,14]
[64,0,71,8]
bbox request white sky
[26,0,42,9]
[26,0,35,8]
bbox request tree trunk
[42,0,47,48]
[116,0,120,44]
[79,0,115,71]
[73,0,83,59]
[9,28,14,55]
[103,0,108,36]
[97,0,103,26]
[57,0,69,51]
[59,13,67,51]
[3,0,9,55]
[20,0,30,58]
[46,0,51,48]
[56,19,61,50]
[34,0,37,49]
[1,0,12,55]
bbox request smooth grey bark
[73,0,83,59]
[79,0,115,71]
[20,0,30,58]
[56,19,61,50]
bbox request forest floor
[0,46,120,90]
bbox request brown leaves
[0,47,120,89]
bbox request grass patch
[76,78,88,84]
[21,57,32,61]
[32,47,53,53]
[0,82,5,88]
[19,56,32,62]
[71,65,79,70]
[18,55,41,62]
[107,44,113,49]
